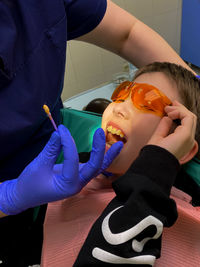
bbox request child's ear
[179,141,199,165]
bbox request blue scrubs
[0,0,107,265]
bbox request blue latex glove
[0,125,123,215]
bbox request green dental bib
[183,158,200,186]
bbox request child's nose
[113,99,132,119]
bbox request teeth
[107,125,124,138]
[110,129,114,134]
[116,130,121,135]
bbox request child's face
[102,72,181,174]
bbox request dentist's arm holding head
[78,0,196,75]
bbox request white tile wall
[62,0,183,101]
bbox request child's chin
[106,165,126,176]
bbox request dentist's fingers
[102,141,123,170]
[58,125,79,177]
[37,130,61,168]
[88,128,106,170]
[80,130,123,184]
[79,128,106,184]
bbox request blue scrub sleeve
[64,0,107,40]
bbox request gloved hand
[0,125,123,215]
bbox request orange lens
[132,83,172,116]
[111,81,172,116]
[111,81,133,102]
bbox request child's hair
[133,62,200,159]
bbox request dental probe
[43,104,58,131]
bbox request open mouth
[106,124,127,146]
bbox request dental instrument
[43,104,58,131]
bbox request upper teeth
[107,126,124,138]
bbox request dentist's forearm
[119,19,196,75]
[78,0,196,75]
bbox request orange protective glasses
[111,81,172,117]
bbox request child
[41,62,200,267]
